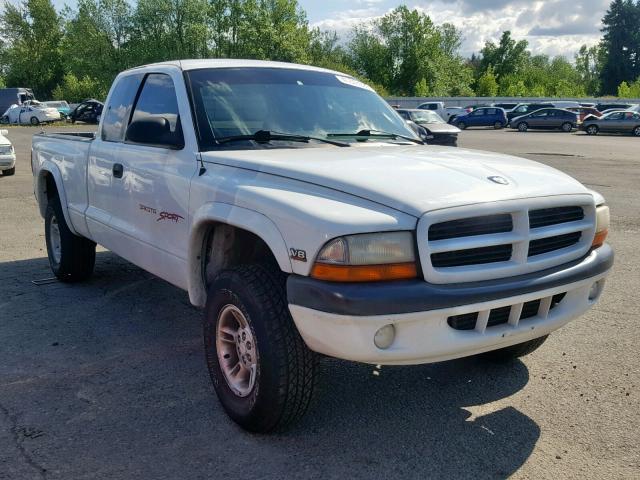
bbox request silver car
[582,111,640,136]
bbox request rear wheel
[45,196,96,282]
[517,122,528,132]
[561,122,573,133]
[493,121,504,129]
[481,335,549,362]
[586,125,599,136]
[633,126,640,137]
[30,116,40,126]
[204,264,317,433]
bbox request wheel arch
[188,202,293,307]
[36,164,78,235]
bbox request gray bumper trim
[286,244,613,316]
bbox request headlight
[311,231,417,282]
[592,204,610,248]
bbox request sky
[4,0,611,59]
[301,0,611,59]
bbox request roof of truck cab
[126,59,345,76]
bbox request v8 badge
[290,248,307,262]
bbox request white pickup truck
[32,60,613,433]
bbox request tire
[517,122,528,132]
[586,125,599,136]
[457,121,467,130]
[633,126,640,137]
[481,335,549,362]
[2,167,15,176]
[493,121,504,129]
[45,197,96,282]
[30,116,40,126]
[0,116,8,124]
[561,122,573,133]
[204,264,317,433]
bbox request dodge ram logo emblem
[488,176,509,185]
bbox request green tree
[479,31,529,81]
[599,0,640,94]
[52,73,107,102]
[575,44,601,96]
[475,67,498,97]
[617,78,640,97]
[0,0,64,97]
[61,0,133,93]
[348,6,472,96]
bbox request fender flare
[36,162,79,235]
[187,202,293,307]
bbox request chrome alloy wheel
[49,214,62,264]
[216,304,258,397]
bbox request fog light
[589,280,604,301]
[374,324,396,349]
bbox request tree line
[0,0,639,102]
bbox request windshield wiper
[216,130,349,147]
[327,129,424,145]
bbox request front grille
[429,214,512,241]
[447,292,567,331]
[528,232,582,257]
[421,198,595,284]
[431,244,512,268]
[529,206,584,229]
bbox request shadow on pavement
[0,252,539,479]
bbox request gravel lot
[0,125,638,479]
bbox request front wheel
[481,335,549,362]
[517,122,528,132]
[561,122,573,133]
[204,265,317,433]
[457,121,467,130]
[586,125,599,136]
[633,126,640,137]
[45,197,96,282]
[30,116,40,126]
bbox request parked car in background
[507,103,555,122]
[0,129,16,176]
[582,110,640,136]
[510,108,577,133]
[41,101,72,119]
[567,107,602,123]
[416,102,468,123]
[551,101,581,109]
[596,103,638,112]
[492,102,518,111]
[68,99,103,124]
[1,104,60,125]
[454,107,508,129]
[0,87,35,116]
[396,109,460,146]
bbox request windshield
[186,67,417,149]
[410,110,444,123]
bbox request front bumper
[287,244,613,365]
[0,154,16,170]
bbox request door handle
[112,163,123,179]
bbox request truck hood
[201,145,590,217]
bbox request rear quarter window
[101,74,144,142]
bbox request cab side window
[102,74,143,142]
[131,74,181,133]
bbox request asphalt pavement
[0,125,638,479]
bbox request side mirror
[125,117,184,149]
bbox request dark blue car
[454,107,508,130]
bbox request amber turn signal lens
[592,229,608,249]
[310,262,418,282]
